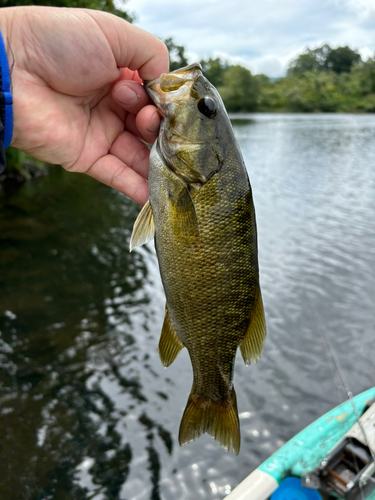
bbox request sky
[124,0,375,77]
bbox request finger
[125,113,142,139]
[117,68,143,84]
[110,131,150,180]
[85,154,149,206]
[88,11,169,80]
[112,81,162,142]
[136,106,161,144]
[124,108,161,144]
[112,80,152,115]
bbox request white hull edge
[224,469,278,500]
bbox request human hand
[0,6,169,205]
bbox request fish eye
[197,97,216,118]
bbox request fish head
[146,64,232,186]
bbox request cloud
[254,57,283,78]
[125,0,375,76]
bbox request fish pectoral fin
[129,200,155,252]
[240,287,266,365]
[171,185,199,238]
[179,388,240,455]
[158,306,184,367]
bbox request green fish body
[130,64,266,454]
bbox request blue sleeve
[0,29,13,174]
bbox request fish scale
[130,64,266,454]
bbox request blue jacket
[0,29,13,174]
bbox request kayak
[225,387,375,500]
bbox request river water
[1,113,375,500]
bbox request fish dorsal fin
[171,185,199,238]
[129,200,155,252]
[158,306,184,367]
[240,287,266,365]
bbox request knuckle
[132,146,149,173]
[109,164,124,189]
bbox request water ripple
[1,114,375,498]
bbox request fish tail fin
[178,388,240,454]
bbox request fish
[130,63,266,454]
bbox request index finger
[88,11,169,81]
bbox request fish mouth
[144,63,202,110]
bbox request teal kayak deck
[259,387,375,483]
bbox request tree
[288,44,362,76]
[325,46,361,74]
[218,65,259,112]
[285,71,343,112]
[253,74,270,88]
[164,37,188,71]
[4,0,134,21]
[287,44,332,76]
[348,57,375,96]
[200,57,229,87]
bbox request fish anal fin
[179,388,240,455]
[129,200,155,252]
[240,287,266,365]
[158,306,184,367]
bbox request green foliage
[288,44,361,76]
[288,44,331,75]
[286,71,345,112]
[258,45,374,112]
[350,58,375,95]
[253,74,271,88]
[217,65,259,112]
[3,0,134,22]
[165,52,259,112]
[259,59,375,113]
[2,148,50,184]
[164,37,188,71]
[168,42,374,114]
[200,57,229,87]
[325,46,361,74]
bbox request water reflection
[229,116,256,127]
[1,114,375,499]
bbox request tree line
[261,45,375,112]
[167,38,375,113]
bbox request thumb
[87,10,169,81]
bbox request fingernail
[147,112,160,134]
[114,84,138,106]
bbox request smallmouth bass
[130,64,266,454]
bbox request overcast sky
[125,0,375,77]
